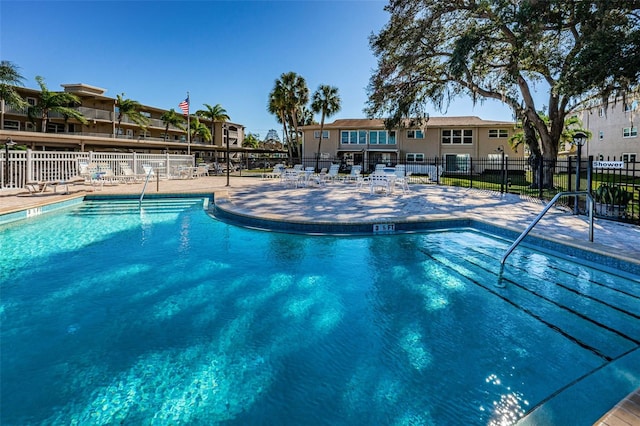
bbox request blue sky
[2,0,516,139]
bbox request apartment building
[300,117,518,172]
[0,83,245,161]
[579,100,639,162]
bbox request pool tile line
[213,199,640,277]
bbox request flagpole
[187,91,191,156]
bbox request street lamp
[224,123,230,187]
[4,138,16,188]
[573,131,588,214]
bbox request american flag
[178,97,189,116]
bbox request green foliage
[195,103,229,138]
[311,84,341,169]
[366,0,640,181]
[0,60,27,110]
[189,117,211,142]
[243,132,260,148]
[29,76,87,131]
[268,72,309,159]
[593,184,634,206]
[115,93,149,133]
[160,109,185,140]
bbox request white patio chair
[118,162,142,183]
[96,162,119,185]
[343,165,362,183]
[195,164,209,177]
[370,172,391,195]
[262,164,284,179]
[394,165,410,193]
[323,164,341,183]
[282,169,302,188]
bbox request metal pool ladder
[500,191,594,265]
[139,166,154,209]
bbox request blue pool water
[1,198,638,425]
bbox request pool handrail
[500,191,594,265]
[139,166,154,208]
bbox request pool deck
[2,175,639,264]
[1,175,639,425]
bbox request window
[47,123,64,133]
[406,153,424,162]
[341,130,369,144]
[444,153,470,172]
[599,130,604,140]
[25,122,36,131]
[598,107,605,117]
[442,129,473,144]
[358,130,367,144]
[369,130,391,144]
[623,127,638,138]
[27,97,37,106]
[488,129,508,138]
[3,120,20,130]
[407,130,424,139]
[341,130,360,144]
[622,153,637,163]
[314,130,329,139]
[342,130,394,144]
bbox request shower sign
[373,223,395,233]
[593,161,624,169]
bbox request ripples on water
[0,199,637,425]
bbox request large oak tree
[366,0,640,187]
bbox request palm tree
[189,117,211,143]
[160,109,185,141]
[115,93,149,137]
[28,76,87,132]
[281,72,309,160]
[311,85,341,171]
[195,103,229,141]
[268,83,293,159]
[243,132,260,149]
[268,72,309,161]
[297,106,316,126]
[0,61,27,125]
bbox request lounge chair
[142,165,155,180]
[96,162,119,185]
[343,165,362,183]
[262,164,284,179]
[118,162,143,183]
[195,164,209,177]
[25,175,88,195]
[323,164,341,183]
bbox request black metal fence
[246,154,640,224]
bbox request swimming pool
[1,197,638,425]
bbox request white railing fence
[0,150,194,188]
